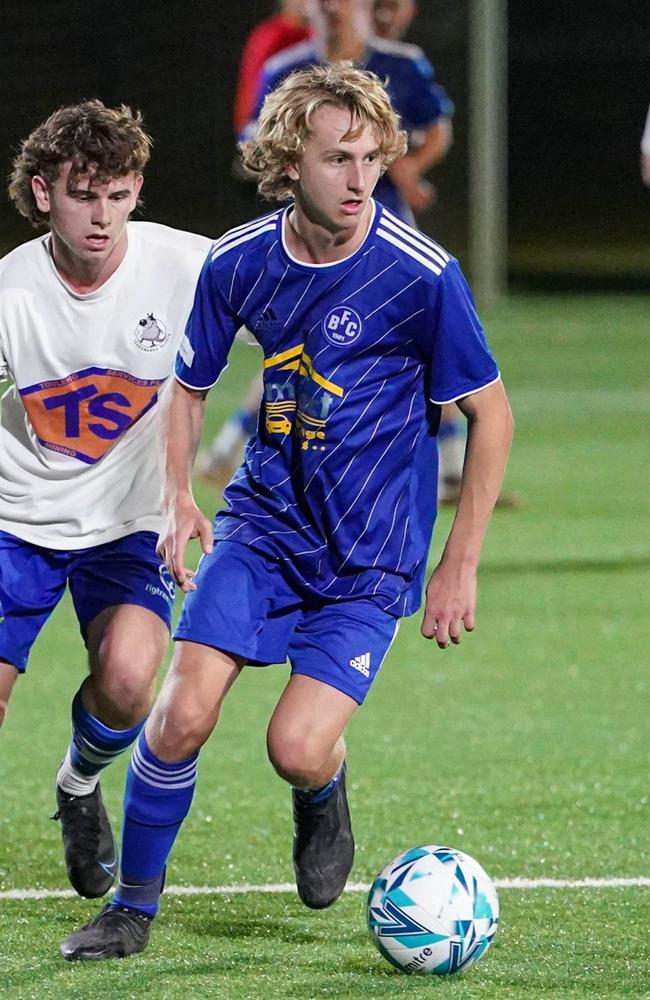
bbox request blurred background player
[200,2,312,486]
[257,0,453,222]
[0,101,212,900]
[372,0,416,40]
[372,0,465,500]
[199,0,464,497]
[233,1,312,137]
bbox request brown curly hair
[8,100,152,227]
[240,62,408,201]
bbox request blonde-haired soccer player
[199,0,454,490]
[61,64,512,961]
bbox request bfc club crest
[323,306,363,348]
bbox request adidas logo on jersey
[349,652,371,678]
[254,305,283,332]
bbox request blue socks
[57,689,145,796]
[112,731,198,917]
[70,690,144,774]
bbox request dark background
[1,1,649,287]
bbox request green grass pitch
[1,294,649,998]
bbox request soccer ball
[367,844,499,975]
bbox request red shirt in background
[233,14,312,135]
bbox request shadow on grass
[482,554,650,576]
[189,912,323,945]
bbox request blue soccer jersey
[176,201,499,617]
[246,37,453,222]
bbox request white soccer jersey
[0,222,211,549]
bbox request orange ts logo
[20,367,166,464]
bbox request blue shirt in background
[245,36,454,223]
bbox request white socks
[56,748,100,797]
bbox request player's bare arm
[421,379,513,648]
[387,119,452,211]
[411,119,453,172]
[158,380,213,592]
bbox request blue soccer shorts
[174,540,400,705]
[0,530,175,672]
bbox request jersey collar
[278,199,381,272]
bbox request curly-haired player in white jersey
[0,102,212,899]
[61,64,513,961]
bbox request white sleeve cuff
[430,372,501,406]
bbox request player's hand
[157,494,213,593]
[404,177,436,214]
[388,156,436,213]
[420,560,477,649]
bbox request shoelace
[51,798,101,853]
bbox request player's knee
[93,634,162,721]
[94,665,154,725]
[0,700,8,728]
[151,698,215,759]
[267,731,326,787]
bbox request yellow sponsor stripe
[296,410,326,427]
[266,402,297,412]
[299,354,344,398]
[264,343,304,369]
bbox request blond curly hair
[9,100,152,227]
[240,62,408,201]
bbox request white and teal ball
[367,845,499,975]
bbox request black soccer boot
[53,783,117,898]
[292,763,355,909]
[60,904,153,961]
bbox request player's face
[282,0,307,18]
[307,0,371,45]
[373,0,416,39]
[31,163,143,272]
[288,103,382,235]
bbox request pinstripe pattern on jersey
[237,242,279,315]
[177,201,497,614]
[298,354,344,398]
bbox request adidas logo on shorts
[349,652,371,678]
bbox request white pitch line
[1,877,649,902]
[494,877,650,889]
